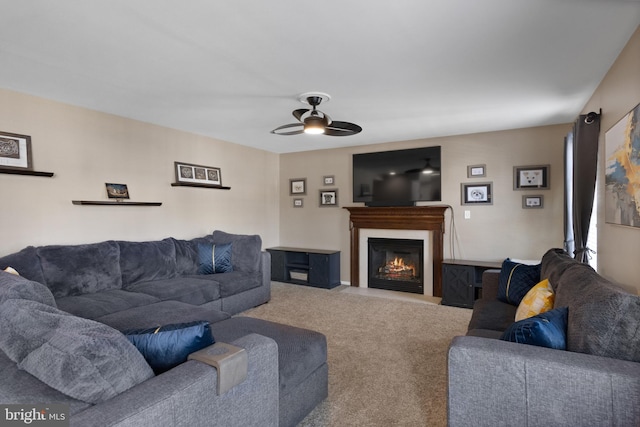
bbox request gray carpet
[243,282,472,427]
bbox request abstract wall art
[605,102,640,227]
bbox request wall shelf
[0,168,54,177]
[171,182,231,190]
[72,201,162,206]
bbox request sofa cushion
[0,271,56,307]
[497,259,541,306]
[0,245,46,284]
[55,290,161,320]
[0,299,154,404]
[555,263,640,362]
[197,242,233,274]
[500,306,568,350]
[211,230,262,273]
[124,321,215,374]
[37,241,122,298]
[119,238,177,287]
[467,298,517,332]
[172,237,200,275]
[195,271,262,298]
[211,317,327,396]
[515,279,554,321]
[125,277,221,305]
[94,300,231,332]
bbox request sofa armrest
[448,336,640,427]
[71,334,279,427]
[480,269,500,300]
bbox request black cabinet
[267,247,341,289]
[441,259,502,308]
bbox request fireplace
[345,206,447,297]
[368,238,424,294]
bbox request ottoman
[211,317,328,427]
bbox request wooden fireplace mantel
[344,206,448,297]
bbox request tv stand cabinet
[441,259,502,308]
[266,247,341,289]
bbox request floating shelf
[171,182,231,190]
[72,201,162,206]
[0,168,54,177]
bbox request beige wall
[582,26,640,292]
[0,89,280,255]
[279,123,570,283]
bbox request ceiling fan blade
[271,123,304,135]
[292,108,310,122]
[324,121,362,136]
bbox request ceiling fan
[271,92,362,136]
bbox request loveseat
[0,231,328,427]
[448,248,640,427]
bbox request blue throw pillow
[197,243,233,274]
[124,321,215,374]
[498,259,541,306]
[500,307,568,350]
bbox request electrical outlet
[464,210,471,219]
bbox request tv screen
[353,146,441,206]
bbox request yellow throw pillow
[515,278,554,321]
[3,267,20,276]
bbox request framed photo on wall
[522,195,544,209]
[290,178,306,195]
[105,183,130,200]
[319,189,338,207]
[467,164,486,178]
[513,165,550,190]
[0,131,32,170]
[323,175,335,185]
[293,198,303,208]
[461,182,493,205]
[175,161,222,186]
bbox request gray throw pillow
[0,299,154,404]
[37,241,122,298]
[211,230,262,273]
[555,263,640,362]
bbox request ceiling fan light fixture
[272,92,361,137]
[303,116,326,135]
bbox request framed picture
[513,165,550,190]
[523,195,544,209]
[467,164,486,178]
[605,102,640,227]
[319,189,338,207]
[290,178,306,195]
[175,161,222,186]
[0,131,32,170]
[105,183,130,200]
[323,175,335,185]
[293,198,303,208]
[461,182,493,205]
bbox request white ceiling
[0,1,638,153]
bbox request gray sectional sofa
[448,248,640,427]
[0,230,328,427]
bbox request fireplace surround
[344,206,447,297]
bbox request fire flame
[380,257,415,276]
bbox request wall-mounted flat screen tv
[352,146,441,206]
